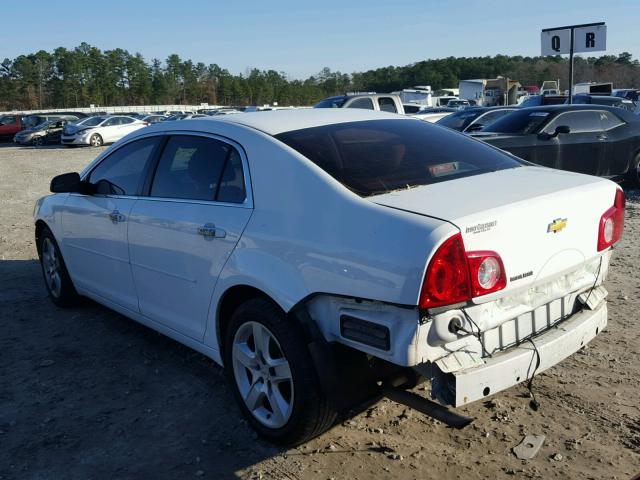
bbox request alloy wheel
[90,134,102,147]
[41,237,62,298]
[231,321,294,429]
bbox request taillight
[597,188,625,251]
[419,234,470,309]
[419,233,507,309]
[467,252,506,297]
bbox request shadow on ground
[0,259,285,479]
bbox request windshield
[483,110,551,134]
[314,96,347,108]
[436,110,482,131]
[81,116,106,127]
[275,119,522,197]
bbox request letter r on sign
[586,32,595,48]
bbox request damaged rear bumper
[417,300,607,407]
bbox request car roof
[519,103,640,121]
[210,108,406,135]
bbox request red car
[0,114,30,140]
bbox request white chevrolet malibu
[34,109,624,445]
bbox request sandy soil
[0,143,638,480]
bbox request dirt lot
[0,143,638,480]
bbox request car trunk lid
[370,166,618,300]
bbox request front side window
[544,111,603,134]
[347,98,374,110]
[89,137,160,195]
[378,97,398,113]
[276,119,522,197]
[150,136,241,202]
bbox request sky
[1,0,638,79]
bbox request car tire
[38,227,80,307]
[32,136,44,147]
[224,298,337,446]
[89,134,103,147]
[626,153,640,187]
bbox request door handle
[597,134,608,141]
[198,223,226,238]
[108,210,126,223]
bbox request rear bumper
[448,301,607,406]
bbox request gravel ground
[0,143,638,480]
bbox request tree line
[1,42,639,111]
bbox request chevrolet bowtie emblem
[547,218,568,233]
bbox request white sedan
[34,109,624,445]
[60,115,148,147]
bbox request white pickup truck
[35,109,624,445]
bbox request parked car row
[0,112,86,141]
[7,109,244,147]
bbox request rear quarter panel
[201,123,456,348]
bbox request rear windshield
[275,119,522,197]
[436,110,482,131]
[483,110,551,134]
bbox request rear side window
[378,97,398,113]
[89,137,160,195]
[217,150,246,203]
[544,111,602,133]
[598,111,624,130]
[276,119,522,197]
[150,135,242,202]
[347,98,374,110]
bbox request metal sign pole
[568,27,574,104]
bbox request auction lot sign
[541,23,607,55]
[540,22,606,103]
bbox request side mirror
[50,172,84,193]
[537,125,571,140]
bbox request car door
[597,110,630,176]
[60,136,163,311]
[47,121,64,143]
[119,117,142,137]
[127,134,253,340]
[99,117,119,143]
[537,110,605,175]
